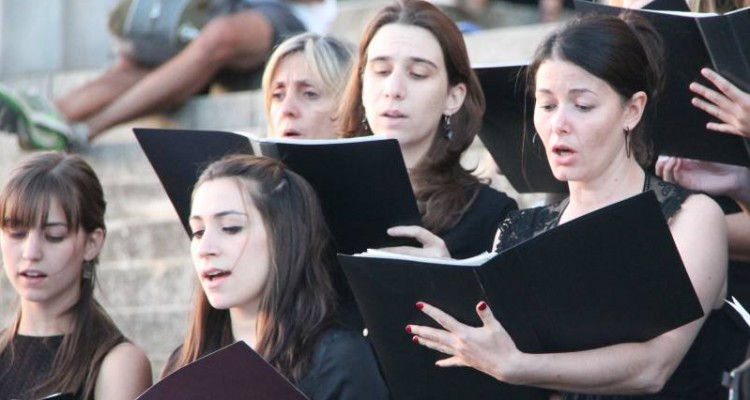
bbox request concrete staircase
[0,1,555,378]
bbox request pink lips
[382,109,406,118]
[550,143,577,165]
[18,269,48,284]
[201,268,231,288]
[282,130,302,138]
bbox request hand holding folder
[339,191,703,399]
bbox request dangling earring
[443,114,453,140]
[361,116,370,134]
[624,126,632,158]
[82,260,93,280]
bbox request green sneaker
[0,83,71,151]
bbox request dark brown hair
[527,12,665,167]
[163,155,337,382]
[338,0,485,233]
[0,152,123,399]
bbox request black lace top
[496,174,688,251]
[0,334,81,400]
[495,174,744,400]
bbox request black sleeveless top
[496,174,746,400]
[0,334,82,400]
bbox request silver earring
[82,260,93,280]
[624,126,632,158]
[443,114,453,140]
[361,116,370,134]
[532,131,539,144]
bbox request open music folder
[338,191,704,400]
[134,128,422,255]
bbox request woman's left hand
[379,225,452,259]
[690,68,750,138]
[407,301,521,383]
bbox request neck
[230,304,260,349]
[17,300,76,336]
[400,141,432,170]
[564,159,645,223]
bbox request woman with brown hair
[338,0,517,259]
[0,152,152,399]
[161,154,388,399]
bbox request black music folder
[574,1,750,166]
[474,62,567,194]
[134,128,422,255]
[137,342,308,400]
[338,191,703,400]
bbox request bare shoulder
[96,342,153,400]
[671,193,725,231]
[670,193,727,310]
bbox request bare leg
[55,56,151,122]
[85,10,274,141]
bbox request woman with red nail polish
[410,12,738,400]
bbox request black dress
[0,335,82,400]
[496,174,747,400]
[441,185,517,259]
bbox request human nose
[383,71,406,100]
[22,232,43,262]
[196,228,219,258]
[278,93,300,118]
[550,107,570,135]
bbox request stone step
[102,216,189,262]
[95,256,195,310]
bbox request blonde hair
[262,33,355,137]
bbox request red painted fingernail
[405,325,412,334]
[412,336,419,344]
[416,302,424,310]
[478,301,488,311]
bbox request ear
[623,91,648,130]
[444,82,467,116]
[83,228,105,262]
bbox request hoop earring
[624,126,632,158]
[443,114,453,140]
[361,116,370,134]
[532,131,539,144]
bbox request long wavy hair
[338,0,485,233]
[163,155,337,382]
[0,152,123,400]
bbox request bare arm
[410,194,727,394]
[94,342,153,400]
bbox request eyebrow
[535,88,596,95]
[189,210,247,222]
[43,222,69,229]
[368,55,439,70]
